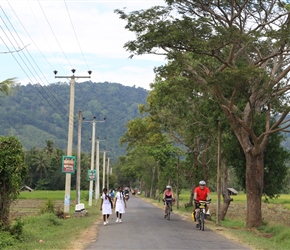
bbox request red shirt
[194,186,210,201]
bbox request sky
[0,0,166,90]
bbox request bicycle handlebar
[195,200,211,204]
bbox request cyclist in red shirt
[193,180,211,228]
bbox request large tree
[116,0,290,227]
[0,136,27,227]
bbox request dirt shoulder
[67,219,101,250]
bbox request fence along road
[86,195,251,250]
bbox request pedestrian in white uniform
[100,188,112,225]
[114,186,127,223]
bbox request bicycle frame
[196,200,210,231]
[165,198,172,220]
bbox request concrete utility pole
[95,137,106,201]
[89,118,96,206]
[102,150,106,189]
[54,69,91,213]
[76,111,83,205]
[106,157,110,190]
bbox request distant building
[20,185,34,192]
[227,188,238,196]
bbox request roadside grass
[139,190,290,250]
[1,191,100,250]
[18,190,88,200]
[18,190,69,199]
[19,207,99,250]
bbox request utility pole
[83,117,98,206]
[54,69,91,214]
[102,150,106,189]
[95,137,106,201]
[216,117,222,226]
[89,118,96,206]
[76,111,83,205]
[106,157,110,190]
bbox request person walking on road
[114,186,127,223]
[110,189,115,200]
[100,188,112,226]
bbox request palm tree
[31,151,50,179]
[0,78,16,95]
[44,140,54,156]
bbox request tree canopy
[116,0,290,227]
[0,136,27,227]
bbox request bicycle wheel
[167,205,171,220]
[200,212,205,231]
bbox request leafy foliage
[115,0,290,227]
[0,136,27,227]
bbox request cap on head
[166,185,171,189]
[199,180,206,185]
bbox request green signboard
[88,170,96,181]
[62,156,76,174]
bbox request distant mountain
[0,81,148,158]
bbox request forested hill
[0,81,148,157]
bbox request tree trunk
[188,148,199,206]
[150,166,156,198]
[189,186,194,206]
[245,151,264,227]
[0,181,10,227]
[176,154,180,209]
[221,161,232,221]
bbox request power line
[0,12,68,117]
[64,0,90,69]
[0,30,66,119]
[38,1,73,69]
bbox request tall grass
[1,190,100,250]
[3,206,100,250]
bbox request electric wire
[0,28,66,119]
[25,1,64,71]
[7,1,71,112]
[64,0,90,70]
[0,14,68,118]
[1,2,93,130]
[0,6,69,115]
[37,1,73,69]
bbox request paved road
[86,196,250,250]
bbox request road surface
[86,196,251,250]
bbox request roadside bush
[39,198,55,214]
[0,230,18,249]
[9,218,24,240]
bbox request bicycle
[195,200,210,231]
[164,198,174,220]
